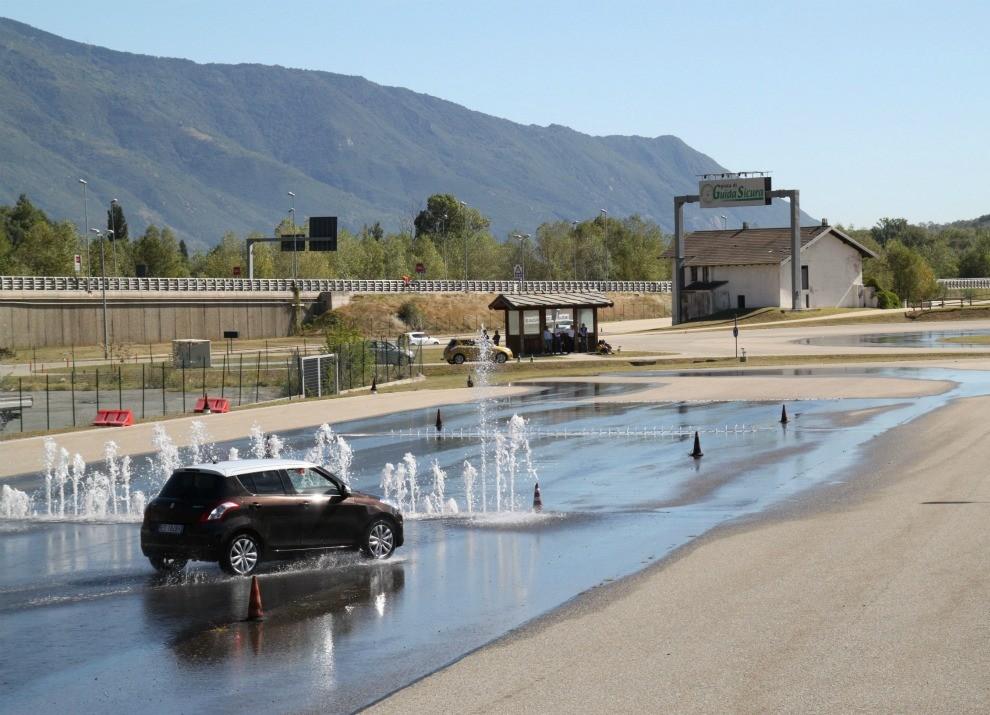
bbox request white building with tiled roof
[663,220,877,320]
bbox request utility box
[172,339,212,368]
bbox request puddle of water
[1,368,988,712]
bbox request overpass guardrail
[0,276,671,294]
[936,278,990,290]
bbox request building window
[508,311,520,335]
[801,265,809,290]
[690,267,699,283]
[702,267,710,283]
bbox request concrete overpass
[0,276,671,349]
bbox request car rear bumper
[141,522,226,561]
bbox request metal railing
[0,275,671,294]
[937,278,990,289]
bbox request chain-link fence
[0,336,430,436]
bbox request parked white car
[404,331,441,345]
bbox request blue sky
[3,0,988,227]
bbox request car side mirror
[338,483,350,498]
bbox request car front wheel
[220,533,261,576]
[495,353,508,363]
[362,519,396,559]
[452,353,466,364]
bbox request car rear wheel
[362,519,396,559]
[149,555,187,572]
[495,353,508,363]
[220,533,261,576]
[452,353,466,364]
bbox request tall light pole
[441,212,449,279]
[571,220,579,280]
[512,233,530,282]
[600,208,609,281]
[287,191,297,279]
[460,200,469,288]
[79,179,90,277]
[90,228,110,358]
[109,198,119,275]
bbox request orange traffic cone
[246,575,264,622]
[533,482,543,512]
[690,431,704,459]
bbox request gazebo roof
[488,292,613,310]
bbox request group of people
[541,323,590,355]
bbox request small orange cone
[533,482,543,512]
[690,431,704,459]
[246,575,264,621]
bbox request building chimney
[821,218,829,227]
[741,222,749,230]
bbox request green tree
[885,241,937,302]
[132,225,189,277]
[17,221,78,274]
[0,223,19,273]
[191,232,245,277]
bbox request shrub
[876,289,900,309]
[397,300,426,329]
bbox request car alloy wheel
[495,353,507,363]
[365,520,396,559]
[453,354,465,364]
[226,534,260,575]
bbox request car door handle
[249,502,262,509]
[299,502,312,508]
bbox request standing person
[578,323,589,352]
[553,326,562,354]
[542,326,552,354]
[493,329,501,346]
[566,325,575,353]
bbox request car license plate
[158,523,183,534]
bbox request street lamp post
[600,208,609,281]
[109,198,119,275]
[287,192,297,279]
[512,233,531,282]
[441,212,449,279]
[571,220,579,280]
[78,179,90,278]
[460,200,469,289]
[90,228,111,358]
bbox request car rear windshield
[160,470,227,500]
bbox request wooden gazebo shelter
[488,292,613,356]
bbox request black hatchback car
[141,459,404,575]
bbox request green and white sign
[699,177,772,208]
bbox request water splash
[0,484,32,518]
[461,461,478,513]
[306,424,354,484]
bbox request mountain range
[0,17,810,249]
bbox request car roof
[181,458,317,477]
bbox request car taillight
[201,501,240,522]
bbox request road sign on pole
[513,264,524,282]
[415,262,425,274]
[73,254,82,273]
